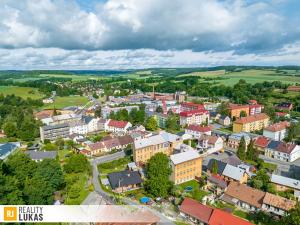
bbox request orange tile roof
[263,193,296,211]
[264,121,290,132]
[228,103,249,110]
[224,182,265,208]
[108,119,129,128]
[234,113,269,124]
[254,136,271,148]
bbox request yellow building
[133,131,182,164]
[228,104,249,119]
[233,113,269,133]
[170,150,202,185]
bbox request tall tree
[246,140,257,161]
[156,106,163,113]
[237,136,246,160]
[144,153,173,198]
[145,116,158,131]
[211,160,218,174]
[94,106,102,118]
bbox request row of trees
[109,106,146,126]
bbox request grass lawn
[39,73,106,81]
[218,127,233,134]
[97,157,132,175]
[261,161,277,172]
[64,172,91,205]
[0,86,44,99]
[177,69,300,86]
[233,209,251,220]
[58,149,73,162]
[177,180,209,201]
[42,95,90,109]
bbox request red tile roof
[228,103,249,110]
[180,109,209,117]
[276,142,297,154]
[254,136,271,148]
[275,112,288,117]
[108,119,129,128]
[264,121,290,132]
[180,198,214,223]
[181,102,205,110]
[209,209,254,225]
[234,113,269,124]
[287,86,300,92]
[186,124,211,133]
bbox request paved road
[83,151,175,224]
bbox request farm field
[42,96,90,109]
[39,73,107,81]
[0,86,44,99]
[177,69,300,86]
[177,69,226,77]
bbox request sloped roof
[207,159,227,175]
[234,113,269,124]
[207,174,228,189]
[222,164,246,181]
[224,182,265,208]
[170,150,200,165]
[209,208,254,225]
[180,109,209,117]
[186,124,211,133]
[263,192,296,211]
[108,120,129,128]
[108,170,143,189]
[26,150,57,160]
[199,134,220,145]
[264,121,290,132]
[179,198,214,224]
[134,131,180,149]
[254,136,271,148]
[271,174,300,190]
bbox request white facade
[197,136,223,154]
[263,129,288,141]
[180,113,209,126]
[185,129,211,139]
[69,123,88,135]
[265,145,300,162]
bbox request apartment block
[170,150,202,185]
[233,113,269,133]
[133,131,182,164]
[40,123,70,142]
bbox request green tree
[165,115,180,133]
[55,138,65,150]
[2,121,17,137]
[145,116,158,131]
[144,153,173,198]
[63,154,89,174]
[237,136,246,160]
[283,202,300,225]
[43,143,58,151]
[211,160,218,174]
[246,140,257,161]
[240,110,247,118]
[94,106,102,118]
[216,102,230,116]
[156,106,163,113]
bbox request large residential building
[170,150,202,184]
[180,102,205,111]
[265,141,300,162]
[233,113,269,133]
[228,104,250,119]
[41,113,82,126]
[179,109,210,126]
[101,105,139,118]
[40,123,70,142]
[263,121,290,141]
[185,125,211,139]
[133,131,182,164]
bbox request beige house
[170,150,202,185]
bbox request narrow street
[82,151,175,224]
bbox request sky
[0,0,300,69]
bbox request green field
[177,70,226,77]
[39,73,107,81]
[42,96,90,109]
[0,86,44,99]
[177,69,300,86]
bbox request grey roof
[26,151,57,160]
[207,175,228,189]
[108,170,143,189]
[170,150,200,165]
[0,143,19,158]
[207,159,227,175]
[228,132,250,142]
[222,155,242,167]
[83,116,93,124]
[271,174,300,190]
[222,164,246,181]
[134,131,180,149]
[42,123,69,131]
